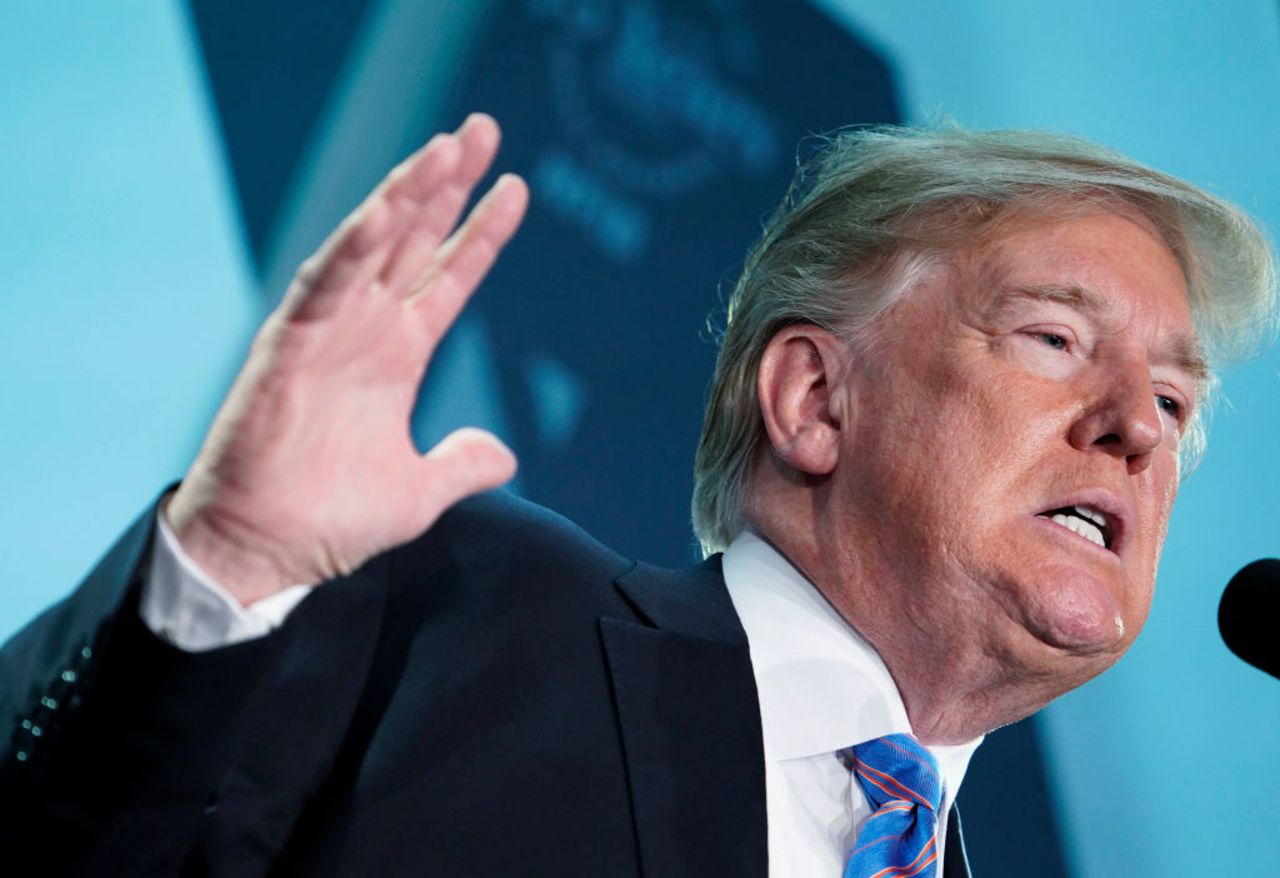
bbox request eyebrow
[1008,283,1210,383]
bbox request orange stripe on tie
[850,832,903,857]
[861,804,916,827]
[868,836,936,878]
[860,774,917,811]
[894,848,938,878]
[855,758,933,809]
[881,737,941,785]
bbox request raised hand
[166,114,528,605]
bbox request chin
[1020,564,1131,656]
[971,548,1127,656]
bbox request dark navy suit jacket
[0,491,971,877]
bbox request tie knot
[851,734,941,814]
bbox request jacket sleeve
[0,495,294,872]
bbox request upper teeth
[1072,505,1107,528]
[1047,505,1108,548]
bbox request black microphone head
[1219,558,1280,680]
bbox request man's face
[828,207,1200,695]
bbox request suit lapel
[601,557,768,878]
[602,558,976,878]
[944,804,973,878]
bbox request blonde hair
[691,125,1277,556]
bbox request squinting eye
[1157,395,1181,419]
[1034,332,1069,350]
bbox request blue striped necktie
[844,734,941,878]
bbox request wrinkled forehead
[912,204,1205,374]
[947,201,1194,315]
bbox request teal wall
[0,4,260,635]
[3,2,1278,874]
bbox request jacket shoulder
[391,490,637,591]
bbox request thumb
[414,427,518,523]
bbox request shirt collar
[721,529,982,791]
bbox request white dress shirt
[140,510,314,651]
[721,528,983,878]
[141,514,982,875]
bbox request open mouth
[1036,505,1113,551]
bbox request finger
[380,114,504,295]
[413,428,518,525]
[285,133,463,320]
[453,112,503,184]
[386,113,498,209]
[408,173,530,345]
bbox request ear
[757,325,850,477]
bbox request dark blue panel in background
[442,0,900,567]
[188,0,375,264]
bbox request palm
[168,115,527,603]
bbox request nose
[1068,359,1165,474]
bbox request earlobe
[757,326,849,477]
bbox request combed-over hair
[691,125,1277,557]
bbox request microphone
[1218,558,1280,680]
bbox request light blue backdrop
[3,2,1278,875]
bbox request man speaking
[1,114,1274,876]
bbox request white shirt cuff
[139,509,315,652]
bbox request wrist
[164,486,307,606]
